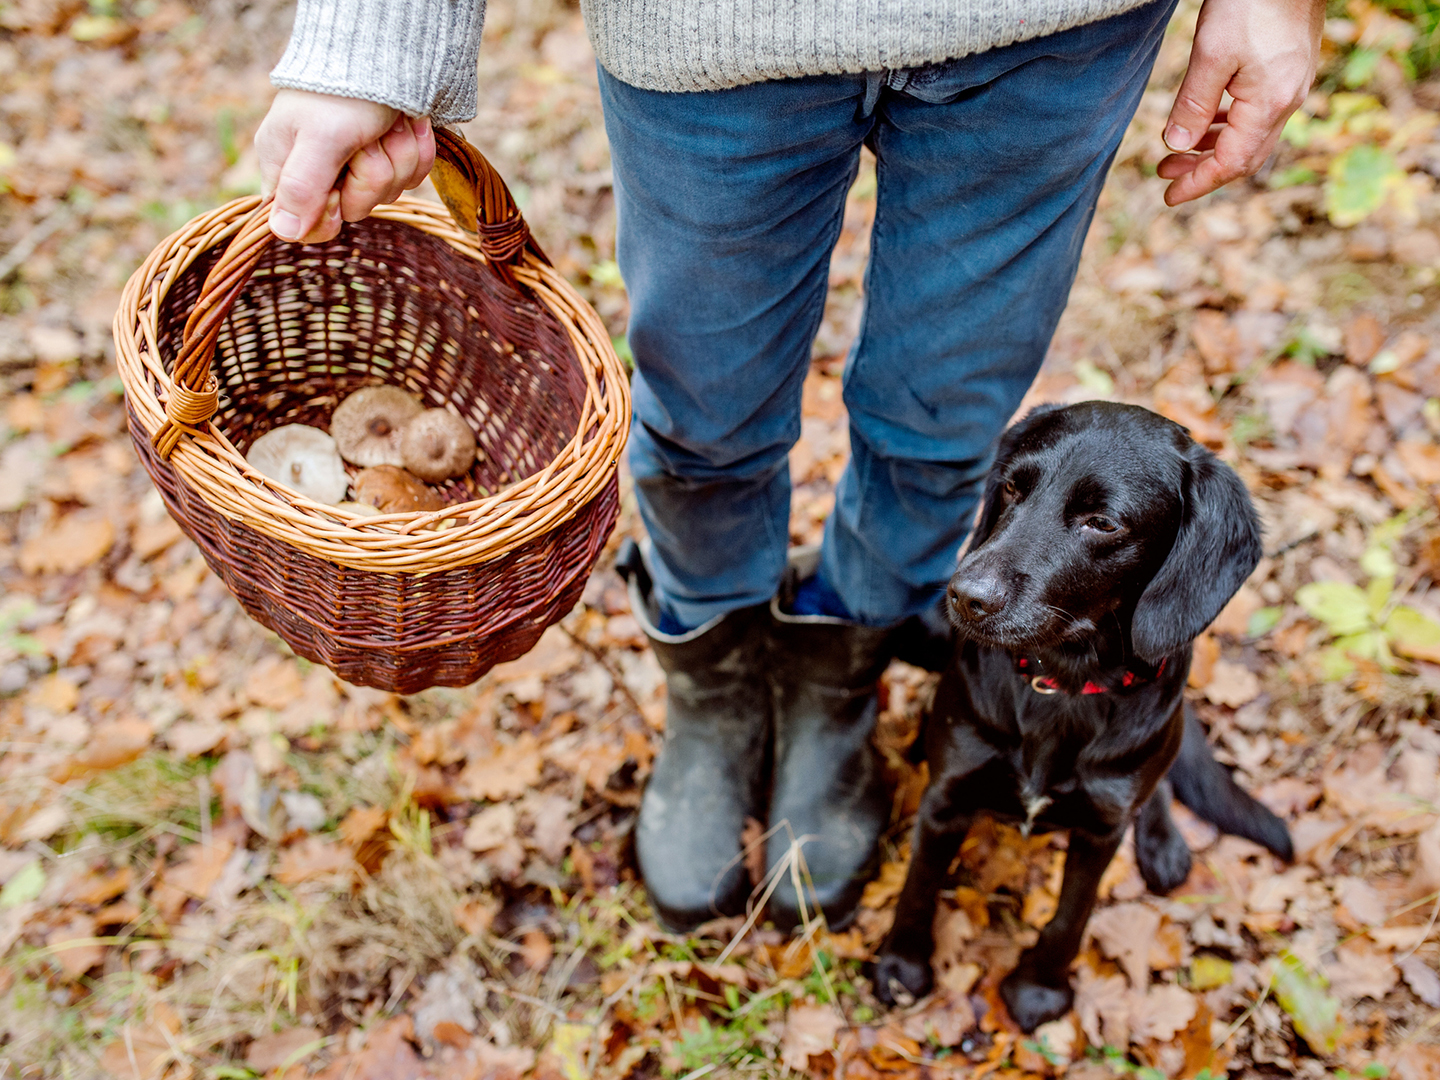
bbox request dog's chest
[992,683,1135,834]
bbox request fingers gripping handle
[151,129,541,461]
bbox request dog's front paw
[1000,964,1073,1032]
[872,950,934,1007]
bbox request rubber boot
[765,548,892,932]
[616,539,771,933]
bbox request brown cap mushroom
[246,424,349,504]
[331,386,424,467]
[351,466,446,514]
[400,408,477,482]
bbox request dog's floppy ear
[965,405,1062,554]
[1131,441,1262,664]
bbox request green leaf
[1273,951,1343,1054]
[1189,954,1234,991]
[1296,581,1373,636]
[1248,607,1283,638]
[1334,630,1388,663]
[1366,575,1395,616]
[1320,646,1356,681]
[1074,359,1115,397]
[1360,544,1398,581]
[1343,48,1383,88]
[1385,605,1440,662]
[1269,165,1319,190]
[1325,144,1406,228]
[0,860,45,908]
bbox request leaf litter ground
[1,1,1439,1078]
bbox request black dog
[873,402,1292,1031]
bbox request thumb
[1165,48,1233,153]
[269,134,356,242]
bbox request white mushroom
[400,409,477,482]
[246,424,349,504]
[330,385,424,467]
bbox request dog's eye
[1002,479,1018,499]
[1082,515,1120,533]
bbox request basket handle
[152,128,546,461]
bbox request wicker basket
[115,131,630,694]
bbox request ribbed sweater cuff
[271,0,485,125]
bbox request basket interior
[154,216,588,504]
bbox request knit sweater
[271,0,1155,124]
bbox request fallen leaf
[1189,954,1234,991]
[46,914,104,978]
[1400,955,1440,1007]
[520,928,553,972]
[462,803,518,852]
[338,805,388,846]
[457,734,543,801]
[98,1023,174,1080]
[1273,951,1343,1054]
[780,1003,845,1071]
[164,719,227,758]
[0,861,46,908]
[28,674,80,713]
[51,718,154,782]
[273,837,355,885]
[545,1020,595,1080]
[1324,937,1400,1001]
[246,655,305,709]
[901,992,977,1048]
[18,510,115,574]
[130,516,183,560]
[1203,659,1262,707]
[1074,966,1130,1049]
[1087,902,1160,989]
[247,1027,324,1073]
[861,857,908,910]
[63,864,131,906]
[1129,984,1197,1043]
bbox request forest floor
[2,0,1440,1077]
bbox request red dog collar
[1015,655,1165,695]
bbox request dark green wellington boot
[616,539,772,932]
[765,548,893,932]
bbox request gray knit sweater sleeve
[271,0,485,124]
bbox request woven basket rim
[115,195,630,574]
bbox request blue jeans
[600,0,1178,629]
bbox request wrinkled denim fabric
[600,0,1179,629]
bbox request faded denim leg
[821,0,1180,625]
[599,0,1178,629]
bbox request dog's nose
[949,577,1008,622]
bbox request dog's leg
[1001,827,1123,1032]
[1134,780,1192,894]
[872,791,972,1006]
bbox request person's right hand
[256,89,437,244]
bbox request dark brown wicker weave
[115,132,630,694]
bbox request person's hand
[1157,0,1325,206]
[256,89,437,243]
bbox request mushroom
[400,408,477,482]
[330,386,424,467]
[351,465,446,514]
[246,424,349,504]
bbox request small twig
[1394,890,1440,966]
[1214,968,1274,1050]
[0,203,71,282]
[559,622,647,723]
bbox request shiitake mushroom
[331,386,424,467]
[401,409,477,482]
